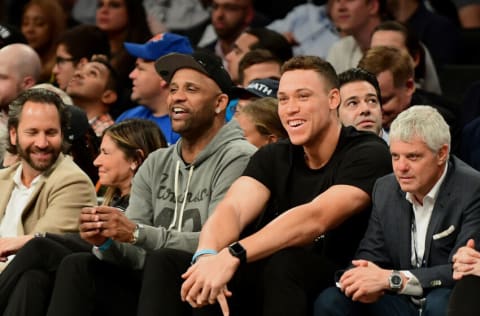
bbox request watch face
[230,242,245,254]
[391,275,402,285]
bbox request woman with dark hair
[95,0,152,117]
[21,0,67,83]
[0,119,166,316]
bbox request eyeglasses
[55,56,76,66]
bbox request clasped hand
[79,206,136,246]
[180,248,240,316]
[452,239,480,280]
[338,259,389,303]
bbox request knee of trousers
[56,252,96,277]
[17,269,52,288]
[313,287,348,315]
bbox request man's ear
[437,144,450,165]
[215,93,229,114]
[9,127,17,146]
[22,76,36,90]
[405,77,416,97]
[328,88,341,110]
[101,90,118,105]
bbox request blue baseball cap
[124,33,193,61]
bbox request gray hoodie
[99,120,256,269]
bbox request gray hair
[390,105,450,156]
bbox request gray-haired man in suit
[315,105,480,316]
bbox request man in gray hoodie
[44,51,256,316]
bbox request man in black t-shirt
[145,56,392,316]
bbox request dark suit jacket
[355,156,480,291]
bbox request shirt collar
[13,164,44,189]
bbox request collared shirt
[267,3,339,58]
[0,165,44,237]
[400,162,448,296]
[89,113,114,137]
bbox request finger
[81,207,96,214]
[197,282,212,306]
[217,293,230,316]
[185,295,199,308]
[352,259,369,267]
[95,206,119,214]
[79,222,102,232]
[182,266,194,280]
[181,276,194,301]
[467,239,475,248]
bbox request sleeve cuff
[399,270,423,296]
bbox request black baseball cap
[155,51,234,96]
[0,24,27,48]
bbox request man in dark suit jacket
[314,105,480,316]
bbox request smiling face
[94,133,133,196]
[277,69,340,147]
[338,80,382,135]
[9,101,62,178]
[167,68,225,138]
[390,136,448,202]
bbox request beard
[16,140,60,172]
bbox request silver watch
[130,224,144,244]
[389,270,403,291]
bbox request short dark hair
[245,27,293,63]
[7,88,69,155]
[281,56,339,92]
[338,68,382,107]
[238,49,282,85]
[57,24,111,64]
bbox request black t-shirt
[242,126,392,267]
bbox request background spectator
[21,0,66,83]
[52,24,110,91]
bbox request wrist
[191,249,218,264]
[95,238,113,251]
[228,241,247,265]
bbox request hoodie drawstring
[169,160,194,232]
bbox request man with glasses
[52,25,110,91]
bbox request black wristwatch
[389,270,403,291]
[228,241,247,265]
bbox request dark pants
[46,252,142,316]
[448,275,480,316]
[139,246,336,316]
[314,286,451,316]
[0,234,89,316]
